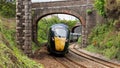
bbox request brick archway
[32,9,86,44]
[16,0,98,56]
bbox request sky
[32,0,77,21]
[57,14,76,20]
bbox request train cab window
[54,28,67,37]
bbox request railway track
[38,43,120,68]
[69,43,120,68]
[53,55,87,68]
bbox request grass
[86,20,120,60]
[0,16,43,68]
[0,41,43,68]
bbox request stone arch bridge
[16,0,100,56]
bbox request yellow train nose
[54,37,66,51]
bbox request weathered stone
[16,0,32,57]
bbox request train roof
[51,23,68,29]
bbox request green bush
[87,20,120,60]
[94,0,106,17]
[86,9,92,15]
[0,1,16,18]
[103,46,118,59]
[86,44,98,53]
[78,36,82,44]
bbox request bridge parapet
[32,0,87,8]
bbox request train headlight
[66,39,68,42]
[52,37,54,41]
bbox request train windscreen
[54,28,67,37]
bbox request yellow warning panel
[54,37,66,51]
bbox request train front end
[47,24,70,55]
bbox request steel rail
[69,43,120,68]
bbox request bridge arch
[16,0,100,56]
[72,25,81,33]
[32,8,86,44]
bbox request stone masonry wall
[16,0,32,57]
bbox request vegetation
[94,0,106,17]
[78,36,82,44]
[105,0,120,19]
[0,42,43,68]
[94,0,120,19]
[37,16,77,44]
[0,0,16,18]
[86,0,120,60]
[0,17,43,68]
[86,9,92,15]
[86,20,120,60]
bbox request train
[70,33,81,42]
[47,23,81,55]
[47,24,70,55]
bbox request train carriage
[47,24,70,55]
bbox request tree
[0,0,16,18]
[94,0,106,17]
